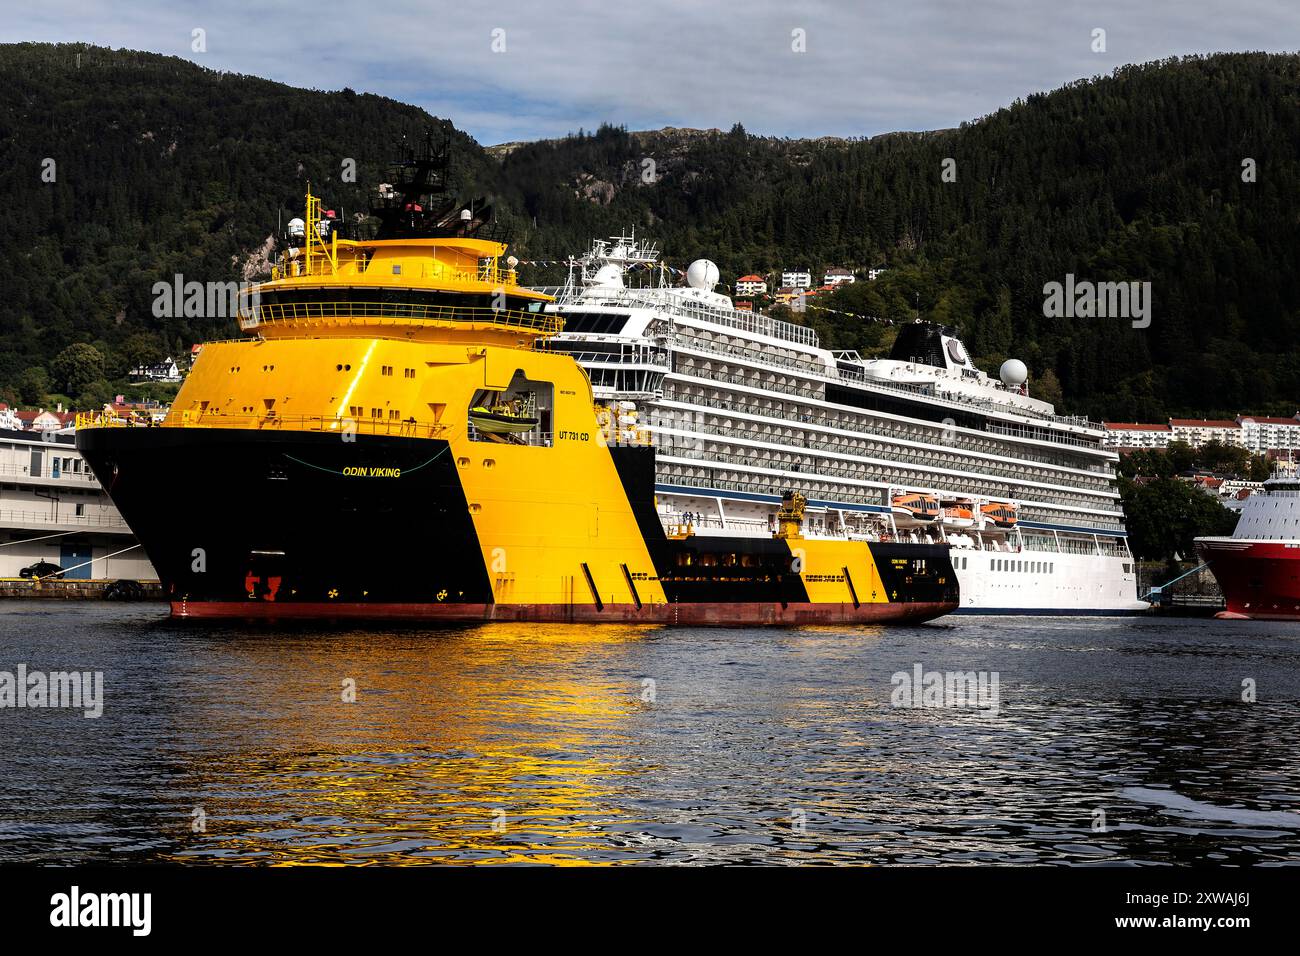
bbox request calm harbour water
[1,600,1298,865]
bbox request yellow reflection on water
[164,623,664,864]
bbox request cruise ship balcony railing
[659,392,1114,478]
[657,443,1121,516]
[237,301,563,335]
[671,332,1101,434]
[649,416,1116,495]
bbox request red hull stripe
[172,600,956,626]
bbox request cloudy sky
[4,0,1296,144]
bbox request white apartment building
[1236,416,1300,454]
[1101,422,1172,450]
[823,268,855,286]
[781,268,812,289]
[1169,419,1244,448]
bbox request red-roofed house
[735,274,768,296]
[15,409,76,432]
[1102,422,1171,450]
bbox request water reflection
[1,606,1298,865]
[165,623,660,863]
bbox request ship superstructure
[1196,464,1300,619]
[538,236,1145,614]
[75,145,956,623]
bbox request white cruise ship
[535,235,1145,614]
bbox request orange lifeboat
[892,492,940,525]
[981,502,1018,529]
[941,500,976,529]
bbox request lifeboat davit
[981,502,1018,529]
[892,492,940,526]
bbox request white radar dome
[999,359,1028,387]
[685,259,720,291]
[591,263,625,287]
[287,217,306,238]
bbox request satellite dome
[591,263,624,287]
[685,259,720,291]
[287,217,306,238]
[999,359,1028,387]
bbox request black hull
[78,427,958,622]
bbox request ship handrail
[238,300,563,335]
[79,410,456,440]
[0,462,99,482]
[550,286,820,347]
[0,508,129,528]
[271,255,520,289]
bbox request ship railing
[0,508,128,529]
[152,412,455,439]
[75,411,134,429]
[466,424,554,447]
[238,301,564,335]
[658,458,1125,530]
[271,257,522,288]
[676,341,1104,438]
[648,416,1115,494]
[656,443,1122,515]
[469,263,519,287]
[547,285,820,347]
[665,320,1101,434]
[662,392,1113,476]
[673,333,830,377]
[0,463,99,483]
[547,346,671,369]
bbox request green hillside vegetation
[2,42,1298,422]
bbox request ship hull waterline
[78,426,959,626]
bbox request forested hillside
[2,42,1298,420]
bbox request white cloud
[3,0,1297,143]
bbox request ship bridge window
[469,370,553,447]
[557,312,631,335]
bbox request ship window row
[651,409,1113,494]
[991,559,1054,573]
[656,441,1119,515]
[662,380,1107,476]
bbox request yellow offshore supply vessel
[77,136,958,624]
